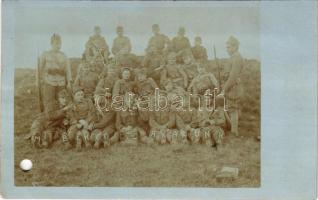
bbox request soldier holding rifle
[37,34,72,113]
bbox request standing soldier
[111,26,138,69]
[191,36,208,63]
[147,24,170,55]
[38,33,72,112]
[85,26,110,64]
[171,27,191,63]
[221,36,244,136]
[111,26,131,57]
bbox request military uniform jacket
[149,109,175,128]
[171,36,191,53]
[175,108,197,129]
[135,78,158,96]
[160,64,187,87]
[211,109,226,128]
[74,64,99,95]
[95,76,118,96]
[40,50,69,86]
[191,45,208,61]
[223,51,244,100]
[93,110,116,129]
[116,110,138,130]
[112,79,135,97]
[188,73,218,94]
[68,98,95,125]
[112,36,131,55]
[87,35,109,52]
[148,34,170,53]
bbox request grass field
[14,59,260,187]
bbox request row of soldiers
[30,24,244,150]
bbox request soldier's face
[51,40,61,51]
[137,74,146,82]
[122,70,130,80]
[58,96,67,107]
[168,57,176,65]
[74,91,84,102]
[152,27,159,34]
[226,44,236,56]
[117,30,123,36]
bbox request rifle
[213,45,222,92]
[36,56,44,112]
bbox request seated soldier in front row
[64,87,96,151]
[149,97,176,145]
[89,99,117,149]
[115,96,150,145]
[29,90,70,148]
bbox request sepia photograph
[12,1,261,187]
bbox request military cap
[226,36,240,47]
[51,33,61,43]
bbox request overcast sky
[12,1,260,68]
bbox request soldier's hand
[76,123,83,129]
[62,104,72,111]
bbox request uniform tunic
[223,51,244,110]
[191,45,208,61]
[147,33,170,53]
[111,36,131,56]
[73,64,99,99]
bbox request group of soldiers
[29,24,244,151]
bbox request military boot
[103,133,110,148]
[76,134,82,152]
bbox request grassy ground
[14,59,260,187]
